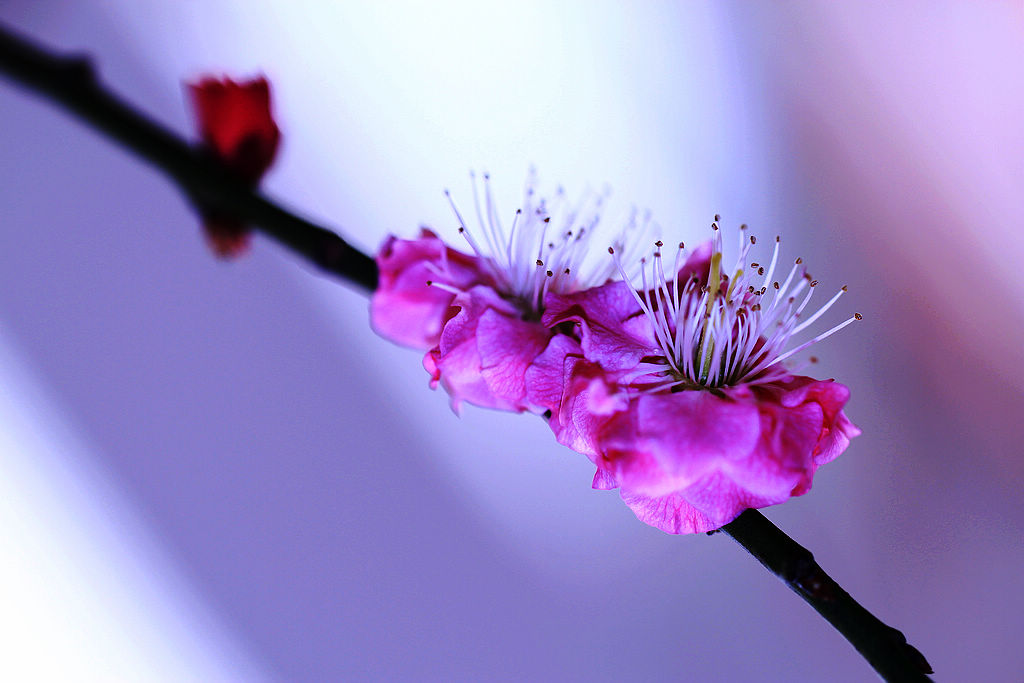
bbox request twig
[0,21,933,681]
[723,510,933,681]
[0,22,377,291]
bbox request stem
[722,509,933,681]
[0,22,377,291]
[0,21,934,681]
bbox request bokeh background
[1,2,1022,681]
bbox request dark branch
[0,21,933,681]
[723,510,933,681]
[0,22,378,291]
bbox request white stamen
[426,280,463,295]
[616,219,859,390]
[449,172,652,314]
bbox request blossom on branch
[188,76,281,257]
[372,177,859,533]
[372,172,646,413]
[543,220,860,533]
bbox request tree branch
[723,509,933,681]
[0,22,377,291]
[0,21,933,681]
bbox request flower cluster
[372,178,859,533]
[188,76,281,258]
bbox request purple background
[1,2,1022,681]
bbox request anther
[750,236,757,245]
[655,240,664,247]
[543,217,551,223]
[810,280,818,287]
[564,268,570,274]
[546,270,554,277]
[810,356,819,363]
[678,242,685,249]
[740,223,747,230]
[714,214,721,222]
[796,257,803,264]
[536,259,544,266]
[854,312,863,320]
[776,235,780,242]
[426,280,433,286]
[841,285,848,292]
[458,227,465,233]
[758,267,765,275]
[608,246,615,254]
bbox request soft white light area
[110,1,760,237]
[106,1,771,574]
[0,337,265,682]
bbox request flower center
[613,217,861,390]
[444,171,650,314]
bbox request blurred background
[1,1,1021,680]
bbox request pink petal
[429,286,515,411]
[551,363,628,460]
[371,229,490,349]
[543,280,658,371]
[778,377,860,466]
[602,390,762,497]
[524,334,585,417]
[427,285,559,414]
[477,307,552,410]
[622,472,781,535]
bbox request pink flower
[372,173,647,413]
[187,76,281,258]
[544,221,861,533]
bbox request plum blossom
[188,76,281,257]
[371,173,647,413]
[543,220,860,534]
